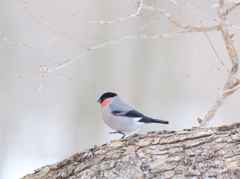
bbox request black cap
[98,92,117,103]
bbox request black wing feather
[112,110,145,117]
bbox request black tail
[138,117,169,124]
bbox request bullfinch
[97,92,169,137]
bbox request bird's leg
[118,131,125,138]
[120,134,125,139]
[109,131,119,134]
[109,131,125,138]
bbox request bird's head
[98,92,117,104]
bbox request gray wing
[109,96,145,117]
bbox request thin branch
[230,21,240,26]
[50,26,221,73]
[39,65,46,98]
[46,30,190,72]
[131,1,220,32]
[0,72,40,83]
[114,20,158,39]
[19,0,88,47]
[1,0,220,84]
[220,84,240,95]
[199,0,240,127]
[170,0,240,29]
[1,24,220,83]
[199,54,229,75]
[42,35,60,51]
[198,54,240,97]
[141,13,157,19]
[200,21,230,73]
[73,0,143,24]
[226,2,240,15]
[38,65,71,97]
[43,81,54,85]
[0,32,61,65]
[180,71,220,90]
[42,76,72,80]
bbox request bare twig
[226,2,240,15]
[42,76,72,80]
[74,0,143,24]
[0,73,40,83]
[180,71,220,90]
[19,0,88,47]
[39,65,47,98]
[1,24,219,83]
[199,0,240,127]
[47,30,191,72]
[50,26,220,73]
[199,54,229,75]
[0,0,221,89]
[73,13,143,24]
[230,21,240,26]
[220,83,240,95]
[131,1,220,32]
[170,0,240,29]
[38,65,72,97]
[113,20,158,40]
[42,35,60,51]
[0,31,61,65]
[200,21,230,73]
[196,53,240,99]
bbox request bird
[97,92,169,137]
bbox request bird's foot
[129,133,138,138]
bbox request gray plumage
[98,92,169,136]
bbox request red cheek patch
[101,98,112,107]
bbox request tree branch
[199,0,240,127]
[226,1,240,15]
[170,0,240,29]
[73,0,143,24]
[22,123,240,179]
[0,32,61,65]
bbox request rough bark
[22,123,240,179]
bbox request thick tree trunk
[22,123,240,179]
